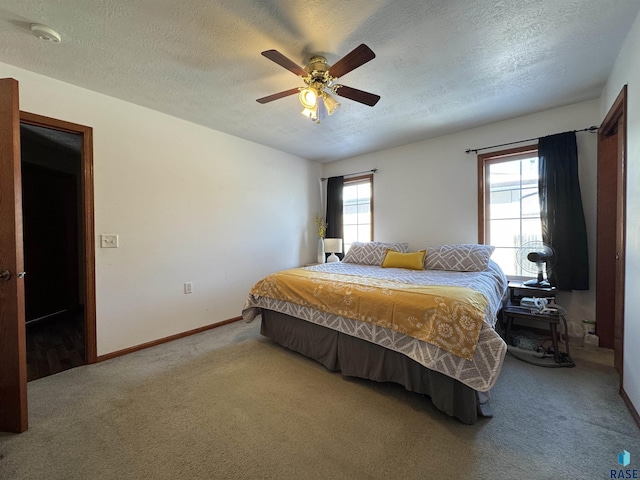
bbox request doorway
[19,112,97,379]
[20,123,87,380]
[596,85,627,383]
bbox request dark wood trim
[596,133,618,349]
[477,144,538,244]
[19,111,97,365]
[596,85,626,374]
[621,387,640,430]
[477,153,487,243]
[83,128,97,364]
[600,85,627,134]
[614,95,626,374]
[343,174,371,182]
[19,112,92,135]
[96,317,244,362]
[0,78,28,433]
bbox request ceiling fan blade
[256,88,300,104]
[328,44,376,79]
[261,50,308,77]
[333,85,380,107]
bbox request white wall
[602,8,640,416]
[0,62,322,356]
[322,99,601,337]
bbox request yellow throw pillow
[381,249,426,270]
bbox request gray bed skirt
[259,309,492,424]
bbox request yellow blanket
[249,268,488,360]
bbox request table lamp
[324,238,343,263]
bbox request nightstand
[507,281,556,305]
[501,282,574,367]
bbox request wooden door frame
[597,85,627,384]
[20,111,97,366]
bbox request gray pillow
[425,244,495,272]
[343,241,409,266]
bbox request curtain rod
[321,168,378,181]
[464,126,599,154]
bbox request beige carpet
[0,320,638,480]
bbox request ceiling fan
[256,44,381,123]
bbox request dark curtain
[538,132,589,290]
[326,176,344,257]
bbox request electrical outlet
[184,282,193,294]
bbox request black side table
[507,281,557,304]
[501,304,573,366]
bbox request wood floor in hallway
[26,311,86,382]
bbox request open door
[0,78,28,432]
[596,85,627,378]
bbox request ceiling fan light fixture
[257,45,379,122]
[301,105,318,121]
[299,87,318,109]
[323,92,341,115]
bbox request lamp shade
[301,105,318,120]
[299,87,318,108]
[324,238,343,253]
[323,92,341,115]
[324,238,343,262]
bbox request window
[478,146,542,277]
[342,174,373,252]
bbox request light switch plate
[101,234,119,248]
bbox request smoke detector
[30,24,61,43]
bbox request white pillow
[424,244,495,272]
[343,241,409,266]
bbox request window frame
[477,144,539,279]
[343,174,374,248]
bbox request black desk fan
[516,241,556,288]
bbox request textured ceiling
[0,1,638,163]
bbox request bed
[242,242,508,424]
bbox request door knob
[0,270,26,281]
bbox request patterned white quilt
[242,261,508,392]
